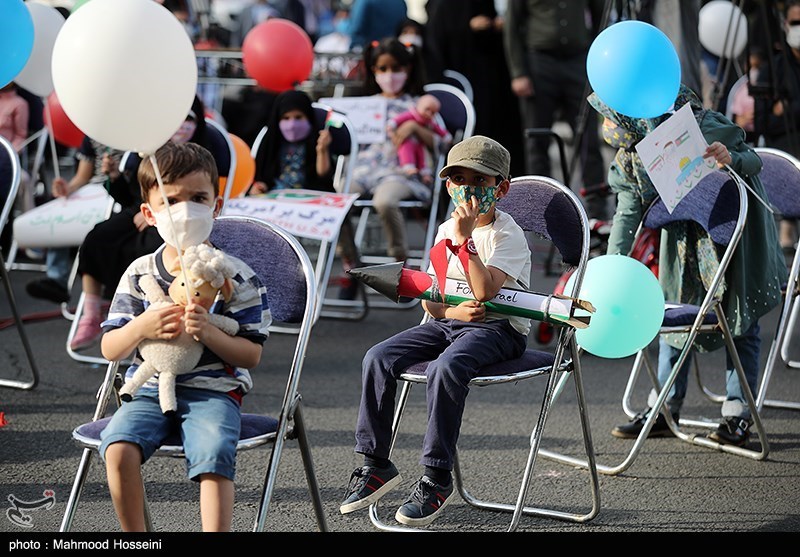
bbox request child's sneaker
[340,463,401,514]
[395,475,455,527]
[70,314,103,351]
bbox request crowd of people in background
[3,0,799,312]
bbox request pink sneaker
[70,315,103,351]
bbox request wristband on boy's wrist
[460,237,478,256]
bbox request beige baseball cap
[439,135,510,179]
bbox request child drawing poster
[635,102,717,213]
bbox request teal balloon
[0,0,34,89]
[565,255,664,359]
[587,20,681,118]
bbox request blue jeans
[99,387,241,481]
[45,247,72,286]
[647,321,761,419]
[355,318,527,471]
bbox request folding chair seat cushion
[73,414,280,452]
[662,304,719,326]
[402,350,556,381]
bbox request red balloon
[44,91,84,148]
[242,18,314,93]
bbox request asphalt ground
[1,232,799,544]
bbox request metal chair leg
[0,253,39,390]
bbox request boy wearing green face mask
[340,135,532,527]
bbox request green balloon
[566,255,664,359]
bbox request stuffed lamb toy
[119,244,240,414]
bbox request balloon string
[148,154,192,305]
[43,101,61,181]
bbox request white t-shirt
[427,209,532,336]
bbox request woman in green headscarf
[589,84,786,446]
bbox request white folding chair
[60,215,326,532]
[366,175,599,532]
[0,135,40,390]
[442,69,474,105]
[541,168,769,477]
[352,83,476,310]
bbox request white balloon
[51,0,198,154]
[699,0,748,59]
[14,2,65,97]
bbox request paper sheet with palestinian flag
[221,189,360,242]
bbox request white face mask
[149,201,214,250]
[375,71,408,95]
[787,26,800,49]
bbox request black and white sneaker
[340,463,401,514]
[395,475,455,527]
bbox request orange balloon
[223,133,255,199]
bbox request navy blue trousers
[355,318,527,471]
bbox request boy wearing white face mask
[341,135,531,527]
[98,141,270,532]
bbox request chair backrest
[497,175,590,297]
[754,147,800,220]
[642,169,746,246]
[725,74,749,121]
[210,216,316,326]
[422,82,476,145]
[0,135,20,232]
[442,69,475,105]
[205,117,236,204]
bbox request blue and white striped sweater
[102,245,271,397]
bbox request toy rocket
[348,263,595,329]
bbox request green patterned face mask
[449,184,499,214]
